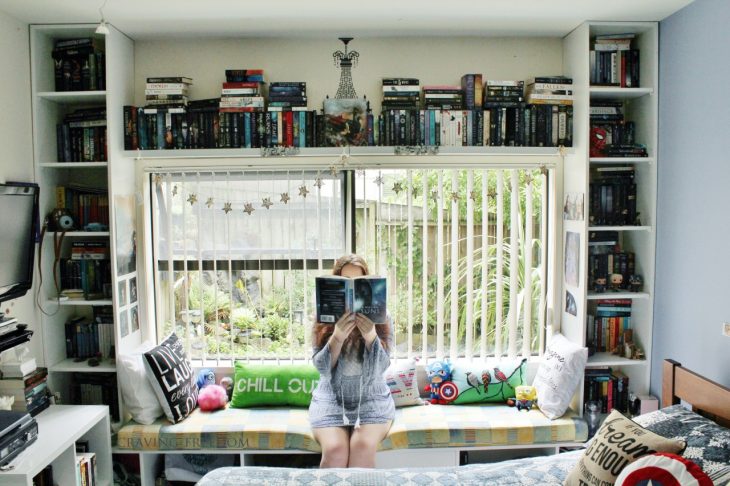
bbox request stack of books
[0,367,51,417]
[587,299,632,354]
[588,231,636,292]
[584,368,630,414]
[483,80,524,147]
[55,184,109,230]
[56,107,107,162]
[381,78,420,111]
[590,33,640,87]
[65,315,114,361]
[51,37,105,92]
[72,373,119,422]
[74,445,97,486]
[589,166,638,225]
[268,82,307,110]
[460,74,484,110]
[525,76,573,106]
[145,76,191,108]
[423,85,463,110]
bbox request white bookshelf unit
[563,22,658,414]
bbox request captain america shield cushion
[615,452,712,486]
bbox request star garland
[450,191,460,202]
[298,185,310,198]
[172,185,178,196]
[206,197,214,208]
[374,175,385,186]
[223,202,232,214]
[280,192,291,204]
[261,197,273,209]
[392,182,404,195]
[314,177,324,189]
[469,190,478,201]
[243,202,255,215]
[187,193,198,206]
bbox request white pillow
[532,333,587,419]
[383,358,423,407]
[117,341,164,425]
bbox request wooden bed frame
[663,359,730,427]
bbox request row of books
[55,185,109,229]
[0,367,51,417]
[51,38,106,92]
[59,258,112,301]
[33,465,53,486]
[590,33,640,87]
[75,452,98,486]
[589,166,638,226]
[590,101,641,158]
[65,316,114,360]
[587,299,632,353]
[588,231,636,291]
[56,107,107,162]
[71,373,119,422]
[584,368,630,414]
[123,104,574,149]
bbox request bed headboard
[663,359,730,428]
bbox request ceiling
[0,0,694,39]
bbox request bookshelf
[563,21,658,414]
[30,23,139,446]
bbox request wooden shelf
[590,157,653,164]
[49,299,113,306]
[50,358,116,373]
[588,225,651,232]
[44,231,109,237]
[36,90,106,104]
[589,87,653,100]
[587,292,650,300]
[587,353,647,367]
[39,162,108,168]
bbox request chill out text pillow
[231,362,319,408]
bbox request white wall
[134,36,563,112]
[0,10,41,362]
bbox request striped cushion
[117,404,587,451]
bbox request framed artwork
[565,231,580,288]
[324,98,367,147]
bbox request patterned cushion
[117,404,588,451]
[633,405,730,477]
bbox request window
[150,166,551,363]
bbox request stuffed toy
[196,368,216,389]
[219,376,234,400]
[424,360,457,404]
[198,384,228,412]
[507,385,538,411]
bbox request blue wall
[652,0,730,399]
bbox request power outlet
[724,323,730,337]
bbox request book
[315,276,387,324]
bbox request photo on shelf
[563,192,584,221]
[120,309,129,338]
[118,280,127,307]
[565,231,580,288]
[324,98,368,147]
[565,290,577,316]
[130,305,139,333]
[114,194,137,276]
[129,276,138,304]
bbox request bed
[198,360,730,485]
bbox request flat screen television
[0,182,40,306]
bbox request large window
[150,166,551,363]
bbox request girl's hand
[355,314,377,348]
[331,312,356,345]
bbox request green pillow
[450,358,526,404]
[231,362,320,408]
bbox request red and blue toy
[424,360,458,404]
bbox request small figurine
[508,385,538,411]
[219,376,234,400]
[594,277,607,293]
[629,275,643,293]
[196,368,216,389]
[610,273,624,291]
[424,360,458,404]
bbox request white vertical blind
[436,170,445,360]
[495,170,504,357]
[421,173,429,362]
[480,169,488,361]
[465,170,474,360]
[538,169,548,356]
[508,170,519,358]
[407,170,414,359]
[523,176,534,358]
[449,170,459,361]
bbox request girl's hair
[313,254,390,353]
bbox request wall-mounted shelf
[44,231,109,237]
[36,91,106,104]
[587,353,647,367]
[50,358,116,373]
[588,226,651,232]
[589,157,653,164]
[589,87,653,100]
[587,292,650,300]
[49,299,113,307]
[39,162,108,168]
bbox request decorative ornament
[470,190,478,201]
[222,202,232,214]
[524,174,534,185]
[187,193,198,206]
[172,185,178,196]
[329,165,340,177]
[206,197,214,208]
[243,202,255,215]
[333,37,359,99]
[298,185,309,198]
[450,191,460,202]
[540,165,548,176]
[487,189,497,199]
[374,175,385,186]
[261,197,273,209]
[392,182,404,195]
[430,190,439,202]
[411,185,420,198]
[314,177,324,189]
[154,174,163,186]
[280,192,291,204]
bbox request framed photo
[120,309,129,338]
[324,98,368,147]
[129,276,138,304]
[118,280,127,307]
[130,304,139,332]
[565,231,580,288]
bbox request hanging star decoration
[524,174,534,185]
[487,189,497,199]
[206,197,214,209]
[298,185,310,198]
[357,168,366,176]
[222,202,232,214]
[470,190,478,201]
[430,190,440,202]
[411,185,420,198]
[314,177,324,189]
[540,165,548,176]
[172,185,178,196]
[392,181,404,195]
[154,174,163,186]
[243,202,255,215]
[280,192,291,204]
[374,175,385,186]
[329,165,340,177]
[451,191,460,202]
[262,197,273,209]
[187,193,198,206]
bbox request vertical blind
[151,166,551,363]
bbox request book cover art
[323,98,368,147]
[316,276,387,324]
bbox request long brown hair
[313,254,390,354]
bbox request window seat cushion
[116,403,587,452]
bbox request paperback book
[316,276,387,324]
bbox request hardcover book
[315,276,387,324]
